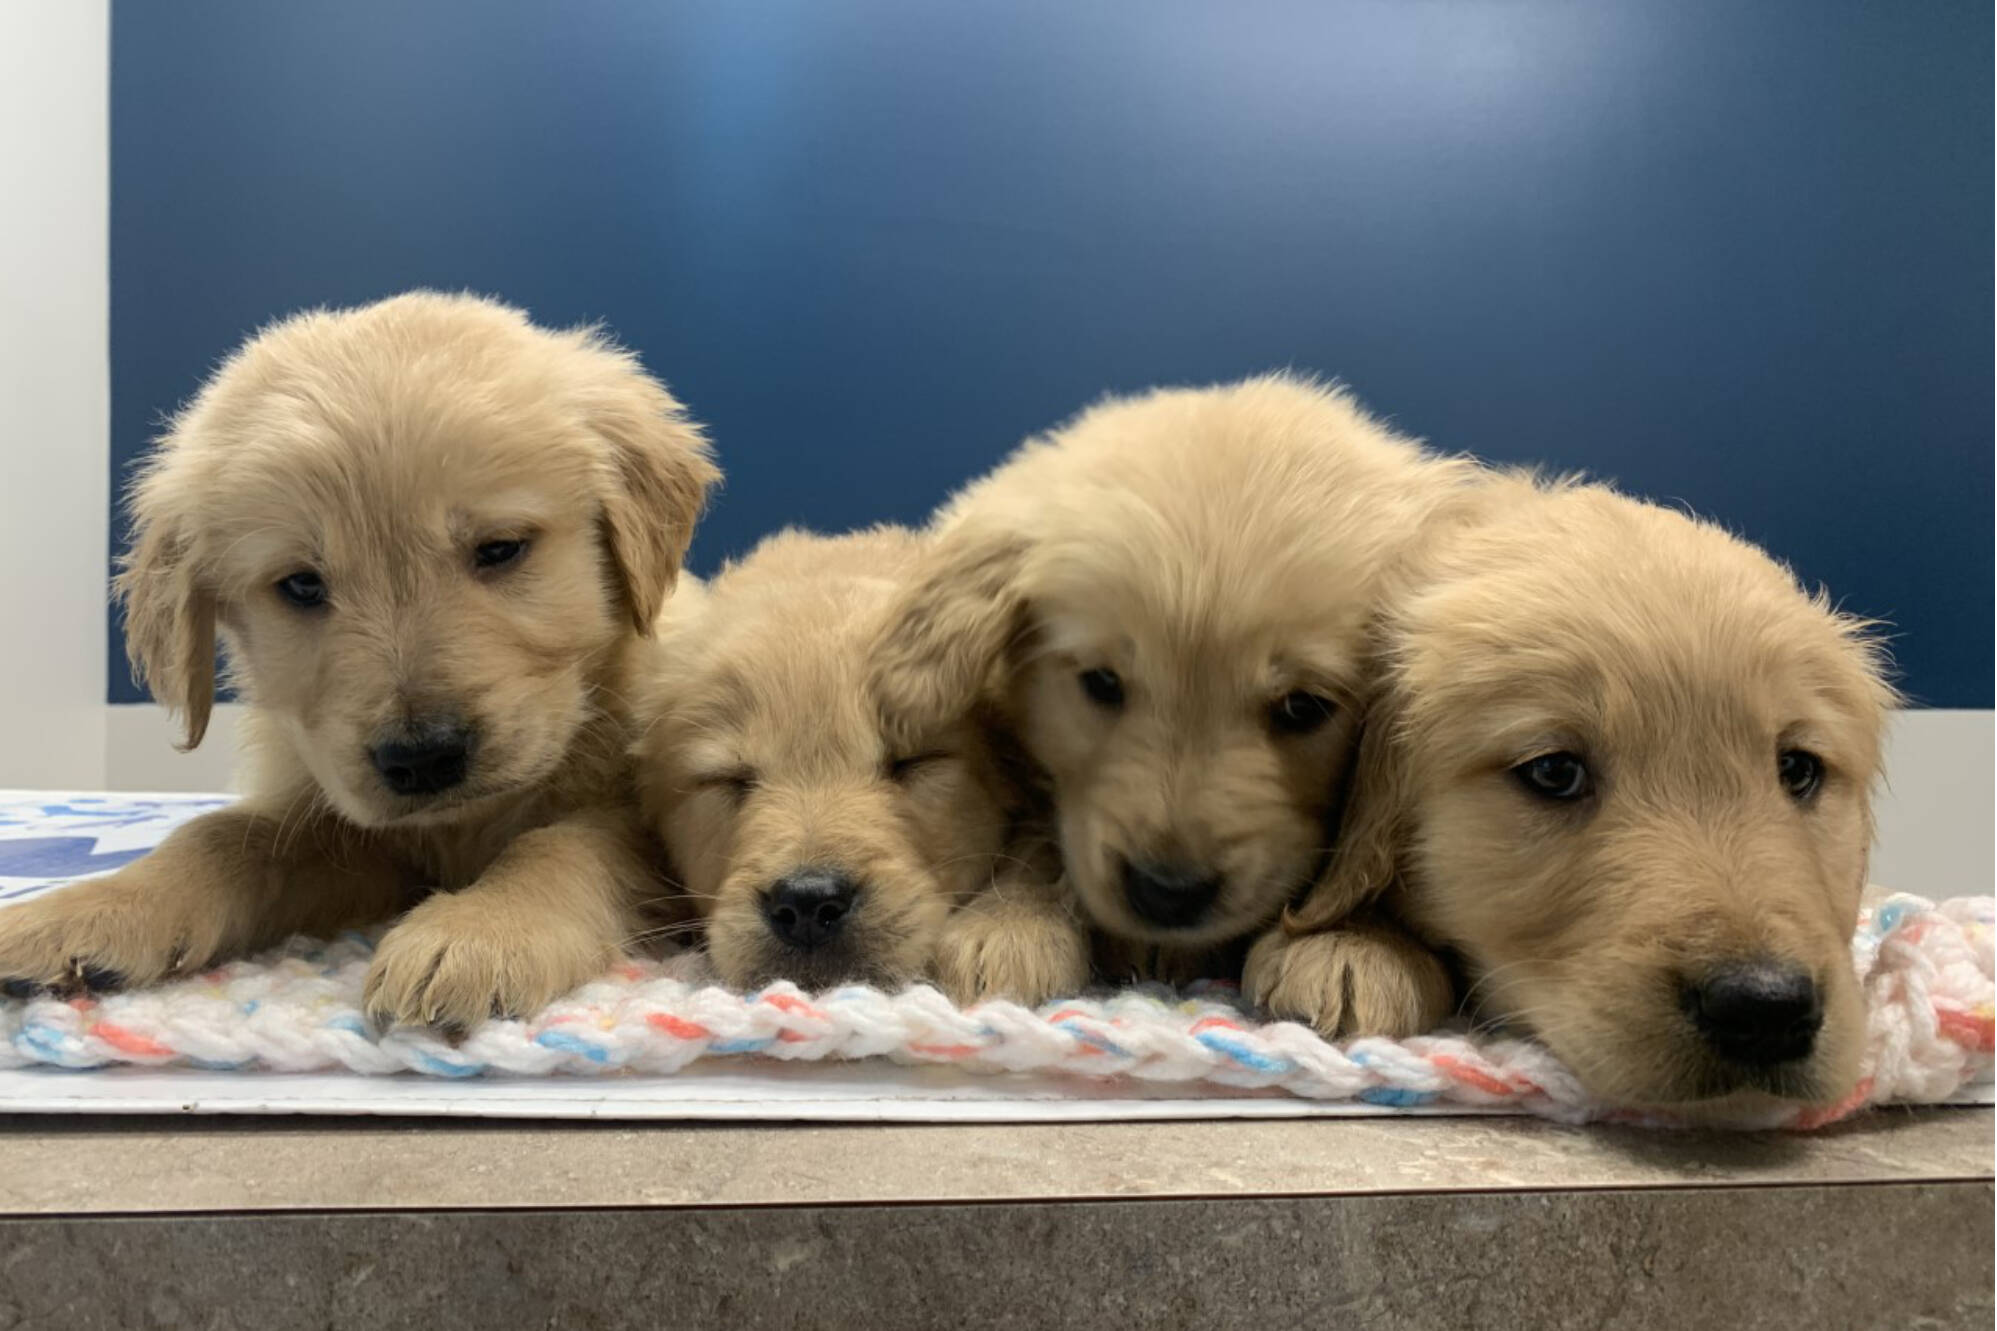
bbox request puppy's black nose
[764,870,859,951]
[371,723,473,796]
[1684,961,1822,1066]
[1122,859,1223,929]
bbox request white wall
[1869,709,1994,898]
[105,701,244,793]
[0,1,109,790]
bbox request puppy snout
[370,720,475,797]
[1121,859,1223,930]
[1682,961,1822,1066]
[764,870,860,951]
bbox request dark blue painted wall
[111,1,1992,706]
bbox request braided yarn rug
[2,792,1990,1127]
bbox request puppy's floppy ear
[870,516,1031,752]
[587,357,721,634]
[1817,604,1900,866]
[629,577,716,832]
[114,458,217,750]
[1820,602,1900,758]
[1285,683,1416,934]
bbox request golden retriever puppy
[870,375,1473,1004]
[0,291,718,1029]
[1256,475,1894,1110]
[637,527,1011,990]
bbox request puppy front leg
[0,805,405,995]
[934,868,1091,1008]
[1244,907,1454,1039]
[363,809,659,1030]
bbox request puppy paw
[1244,925,1453,1039]
[934,904,1090,1008]
[364,893,615,1032]
[0,866,227,996]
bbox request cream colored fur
[1258,474,1895,1109]
[870,374,1474,1003]
[0,291,718,1030]
[636,527,1013,991]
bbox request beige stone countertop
[0,1106,1987,1216]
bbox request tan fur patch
[635,527,1011,989]
[1244,908,1453,1038]
[1286,474,1894,1107]
[0,292,718,1028]
[871,375,1474,982]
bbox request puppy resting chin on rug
[1257,474,1895,1112]
[635,526,1013,991]
[0,291,718,1030]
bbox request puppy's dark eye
[1778,749,1824,802]
[1269,691,1336,736]
[886,751,948,783]
[275,571,326,609]
[474,538,528,570]
[1079,667,1125,709]
[1512,751,1592,801]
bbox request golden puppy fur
[0,291,718,1028]
[1256,474,1894,1109]
[637,527,1012,990]
[871,374,1473,1004]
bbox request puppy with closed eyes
[1253,475,1894,1111]
[637,526,1012,990]
[870,374,1474,1004]
[0,291,718,1029]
